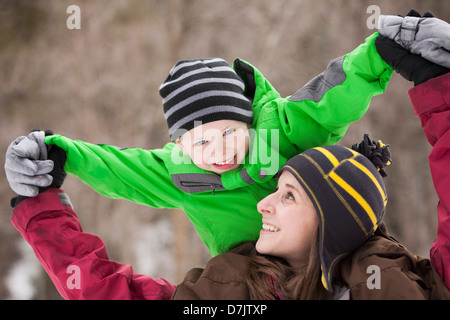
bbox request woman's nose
[257,194,276,215]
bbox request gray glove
[5,131,54,197]
[378,13,450,69]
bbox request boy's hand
[375,35,449,86]
[39,142,67,193]
[5,131,53,197]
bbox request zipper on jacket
[180,181,222,195]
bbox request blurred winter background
[1,0,449,299]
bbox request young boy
[8,32,393,256]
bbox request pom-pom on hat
[159,58,253,141]
[277,134,391,292]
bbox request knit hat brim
[160,58,253,141]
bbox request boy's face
[176,120,250,175]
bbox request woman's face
[256,171,318,268]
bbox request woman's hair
[246,229,329,300]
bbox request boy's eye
[195,140,208,146]
[223,129,235,136]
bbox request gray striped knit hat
[159,58,253,141]
[277,135,391,292]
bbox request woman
[7,12,450,300]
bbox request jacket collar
[166,143,259,194]
[171,173,225,195]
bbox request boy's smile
[210,154,237,171]
[176,120,250,175]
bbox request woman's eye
[286,192,295,200]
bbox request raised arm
[223,32,393,188]
[11,189,176,300]
[6,132,185,209]
[44,134,185,208]
[279,32,393,151]
[409,73,450,288]
[376,10,450,288]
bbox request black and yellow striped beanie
[159,58,253,141]
[278,134,391,292]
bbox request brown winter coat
[339,226,450,299]
[173,228,450,300]
[173,242,254,299]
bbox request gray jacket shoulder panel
[288,55,346,102]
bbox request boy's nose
[210,137,225,158]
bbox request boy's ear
[176,139,189,156]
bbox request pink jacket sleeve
[11,189,176,300]
[408,72,450,289]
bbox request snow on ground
[5,238,41,299]
[133,218,175,280]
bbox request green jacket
[45,33,393,256]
